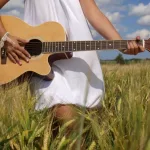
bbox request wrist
[0,32,9,49]
[0,29,7,39]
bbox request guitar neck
[42,40,143,53]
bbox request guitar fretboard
[42,40,143,53]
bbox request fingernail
[26,59,29,62]
[19,62,22,66]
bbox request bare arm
[0,0,9,38]
[80,0,144,54]
[80,0,122,40]
[0,0,31,64]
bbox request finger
[14,49,29,63]
[7,53,17,64]
[16,37,29,44]
[132,41,139,55]
[21,48,31,58]
[14,44,31,58]
[10,51,22,65]
[7,37,16,46]
[126,41,134,55]
[139,45,145,52]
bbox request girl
[0,0,144,121]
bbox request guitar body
[0,15,67,85]
[1,16,149,85]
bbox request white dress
[24,0,105,110]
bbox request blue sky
[0,0,150,60]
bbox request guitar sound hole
[25,39,42,56]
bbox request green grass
[0,62,150,150]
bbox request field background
[0,62,150,150]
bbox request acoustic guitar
[0,15,150,85]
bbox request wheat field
[0,62,150,150]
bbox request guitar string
[19,41,145,51]
[19,40,143,45]
[24,44,137,49]
[24,43,129,47]
[23,40,143,44]
[18,39,142,43]
[24,44,132,50]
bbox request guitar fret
[63,42,65,52]
[72,42,73,51]
[48,42,50,52]
[45,42,47,52]
[49,42,50,52]
[89,41,92,50]
[97,41,99,50]
[58,42,59,52]
[76,41,77,51]
[49,42,51,52]
[107,41,113,49]
[74,42,76,51]
[44,42,46,52]
[80,41,81,51]
[102,41,105,49]
[113,40,114,50]
[61,42,63,52]
[68,41,69,52]
[47,42,49,52]
[86,41,90,51]
[69,42,72,52]
[56,42,58,52]
[120,40,121,49]
[60,42,61,52]
[73,42,74,51]
[51,42,53,52]
[54,42,56,52]
[55,42,57,52]
[41,39,131,53]
[62,42,63,52]
[53,42,55,52]
[57,42,59,52]
[62,42,64,52]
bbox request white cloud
[137,15,150,26]
[4,0,24,9]
[106,12,123,23]
[96,0,126,12]
[3,9,22,18]
[129,3,150,16]
[126,29,150,39]
[0,0,24,18]
[96,0,123,6]
[91,29,98,38]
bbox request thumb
[16,37,29,44]
[136,36,141,40]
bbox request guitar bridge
[1,47,7,64]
